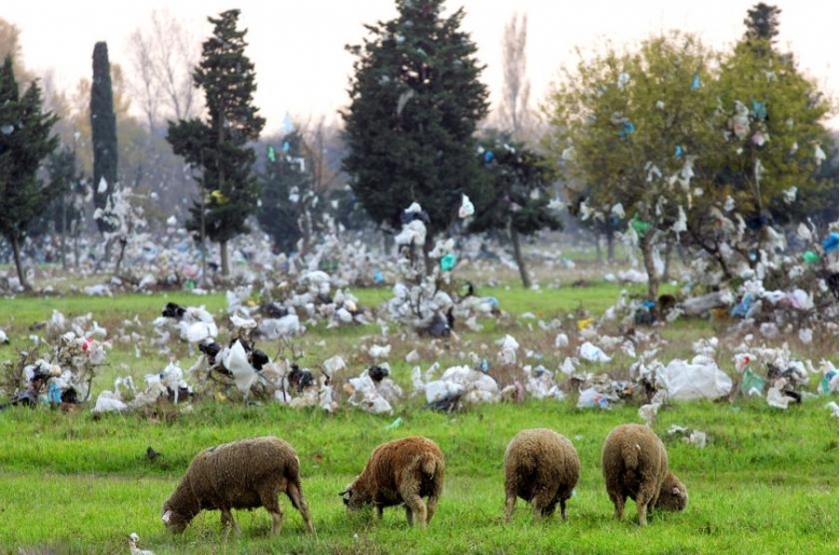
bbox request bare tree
[127,29,160,130]
[499,12,531,140]
[126,9,199,128]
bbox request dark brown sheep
[504,428,580,522]
[162,436,315,536]
[340,436,445,528]
[601,423,688,526]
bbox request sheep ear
[338,488,350,497]
[162,510,172,523]
[671,486,681,496]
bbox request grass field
[0,278,837,554]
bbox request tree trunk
[607,231,615,261]
[60,192,67,271]
[510,226,531,288]
[423,233,434,276]
[10,233,30,291]
[113,237,127,275]
[220,240,230,276]
[595,231,603,262]
[641,234,659,300]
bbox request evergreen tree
[744,3,782,43]
[167,9,265,276]
[0,55,59,289]
[470,134,562,287]
[257,133,311,255]
[90,41,119,233]
[342,0,489,267]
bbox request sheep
[340,436,444,528]
[503,428,580,522]
[162,436,315,536]
[601,423,688,526]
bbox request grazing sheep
[162,436,315,536]
[601,423,688,526]
[504,428,580,522]
[340,436,444,528]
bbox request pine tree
[470,134,562,287]
[257,133,311,255]
[167,9,265,276]
[342,0,489,267]
[0,54,59,289]
[744,3,782,43]
[90,41,118,234]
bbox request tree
[0,55,59,289]
[166,9,265,276]
[40,147,85,270]
[126,9,200,128]
[470,134,562,287]
[743,3,782,43]
[257,131,311,255]
[543,32,719,299]
[90,42,119,235]
[692,10,832,276]
[342,0,489,269]
[498,12,531,140]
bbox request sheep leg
[374,504,384,520]
[405,505,414,526]
[220,508,240,537]
[504,491,516,523]
[404,495,427,528]
[609,493,626,522]
[532,490,556,519]
[426,486,442,524]
[636,485,657,526]
[285,482,315,534]
[559,498,568,521]
[259,490,284,535]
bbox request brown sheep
[601,423,688,526]
[504,428,580,522]
[340,436,444,528]
[162,436,315,536]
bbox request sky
[4,0,838,133]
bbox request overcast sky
[5,0,837,133]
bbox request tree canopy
[543,6,834,298]
[166,9,265,275]
[342,0,489,260]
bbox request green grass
[0,283,837,554]
[0,399,836,554]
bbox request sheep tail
[621,441,642,470]
[420,453,439,477]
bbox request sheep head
[161,504,191,533]
[655,471,688,512]
[339,481,369,512]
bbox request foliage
[470,134,562,238]
[708,37,832,228]
[0,54,60,288]
[90,42,119,234]
[39,147,86,235]
[257,131,315,255]
[342,0,489,252]
[543,15,835,297]
[743,2,782,43]
[543,32,718,298]
[166,9,265,274]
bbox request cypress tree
[90,41,118,233]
